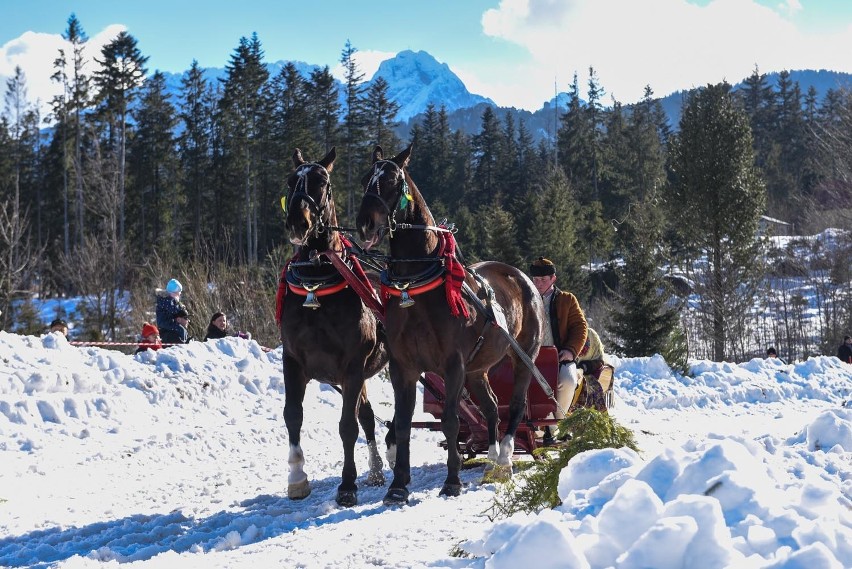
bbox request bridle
[286,162,334,238]
[361,160,411,238]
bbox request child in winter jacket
[156,278,189,345]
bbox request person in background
[49,318,69,337]
[205,311,252,341]
[765,346,786,364]
[838,335,852,364]
[528,256,588,443]
[135,322,162,354]
[156,278,189,345]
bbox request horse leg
[465,372,500,473]
[336,373,363,507]
[283,356,310,499]
[438,354,466,497]
[384,415,397,468]
[498,354,534,467]
[383,359,418,505]
[356,384,386,486]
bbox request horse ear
[292,148,305,168]
[372,146,384,163]
[319,146,336,172]
[393,143,413,169]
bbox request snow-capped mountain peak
[370,50,493,122]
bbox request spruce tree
[218,33,269,262]
[49,14,91,253]
[522,166,588,298]
[478,197,524,267]
[608,200,681,360]
[92,30,148,243]
[667,82,767,361]
[362,77,401,151]
[339,40,367,223]
[307,66,340,153]
[557,73,593,195]
[178,60,216,245]
[409,104,454,209]
[129,71,179,253]
[471,106,502,203]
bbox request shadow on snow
[0,462,459,567]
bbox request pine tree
[471,106,502,203]
[478,197,523,267]
[363,77,401,153]
[129,71,179,253]
[738,65,775,169]
[608,200,681,360]
[92,30,148,243]
[49,14,91,253]
[585,67,606,203]
[598,100,632,224]
[178,60,216,246]
[307,66,340,152]
[339,40,368,223]
[557,73,592,193]
[522,166,588,298]
[218,33,269,262]
[667,82,767,360]
[408,104,454,209]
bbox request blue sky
[2,0,852,113]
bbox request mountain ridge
[157,51,852,144]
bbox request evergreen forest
[1,15,850,364]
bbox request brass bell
[302,284,321,309]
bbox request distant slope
[157,56,852,145]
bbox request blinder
[362,160,411,237]
[286,163,333,237]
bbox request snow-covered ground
[1,331,851,568]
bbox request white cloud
[475,0,852,109]
[0,25,125,121]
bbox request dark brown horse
[280,147,388,507]
[355,144,544,505]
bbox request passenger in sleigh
[573,327,613,412]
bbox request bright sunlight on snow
[1,331,850,568]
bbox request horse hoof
[336,489,358,507]
[288,479,311,500]
[383,488,409,506]
[366,470,386,487]
[439,483,462,497]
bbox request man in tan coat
[529,257,588,420]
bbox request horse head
[356,144,412,250]
[284,147,336,246]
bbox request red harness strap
[275,254,298,325]
[379,230,469,319]
[438,230,470,318]
[276,236,382,325]
[287,280,348,297]
[381,275,445,301]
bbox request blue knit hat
[166,279,183,294]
